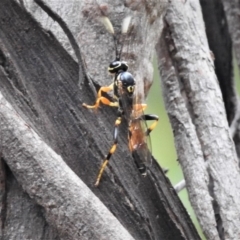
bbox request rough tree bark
[1,0,240,239]
[157,0,240,240]
[221,0,240,160]
[200,0,236,125]
[0,1,200,240]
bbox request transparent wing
[129,95,152,168]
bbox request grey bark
[199,1,235,238]
[0,92,135,240]
[221,0,240,71]
[221,0,240,161]
[200,0,236,126]
[157,27,218,240]
[157,0,240,240]
[0,0,200,240]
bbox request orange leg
[83,96,118,109]
[82,83,118,109]
[132,104,159,133]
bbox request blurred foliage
[234,59,240,95]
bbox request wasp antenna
[100,16,115,35]
[121,16,131,34]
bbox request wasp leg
[95,116,122,186]
[83,96,118,109]
[133,103,159,134]
[82,83,118,109]
[97,83,113,97]
[142,114,159,135]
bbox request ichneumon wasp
[83,16,159,186]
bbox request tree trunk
[0,1,200,240]
[157,1,240,239]
[221,0,240,161]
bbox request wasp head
[108,60,128,74]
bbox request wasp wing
[127,94,152,175]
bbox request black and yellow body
[83,59,159,186]
[82,16,158,186]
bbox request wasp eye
[127,86,134,92]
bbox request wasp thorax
[108,60,128,74]
[117,72,135,94]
